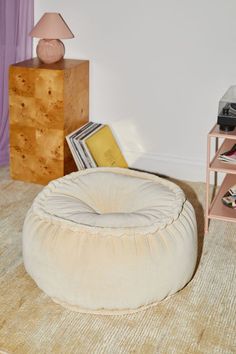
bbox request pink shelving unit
[205,124,236,233]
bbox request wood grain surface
[9,58,89,184]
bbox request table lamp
[29,13,74,64]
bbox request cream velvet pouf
[23,167,197,315]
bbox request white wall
[34,0,236,181]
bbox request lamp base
[36,39,65,64]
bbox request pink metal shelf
[205,124,236,233]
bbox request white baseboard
[124,150,206,182]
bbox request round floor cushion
[23,167,197,314]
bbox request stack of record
[222,184,236,209]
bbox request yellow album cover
[84,125,128,168]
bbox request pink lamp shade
[29,13,74,64]
[29,13,74,39]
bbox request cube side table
[9,58,89,184]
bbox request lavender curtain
[0,0,34,166]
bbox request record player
[217,86,236,131]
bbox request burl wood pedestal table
[9,58,89,185]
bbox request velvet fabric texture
[23,168,197,314]
[0,0,33,166]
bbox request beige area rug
[0,166,235,354]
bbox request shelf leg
[213,137,219,190]
[205,135,211,234]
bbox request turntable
[217,86,236,131]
